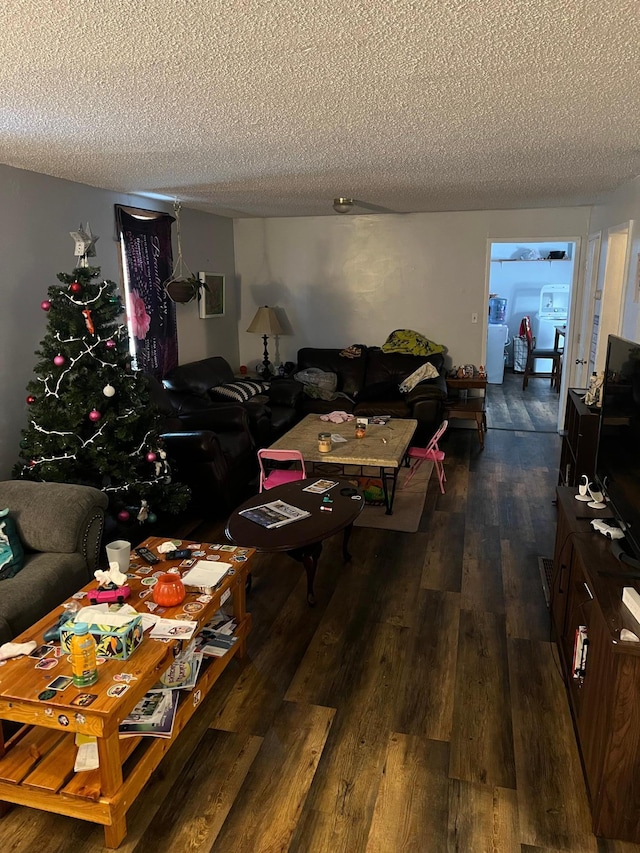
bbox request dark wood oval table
[225,477,364,605]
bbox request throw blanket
[381,329,444,356]
[294,368,355,403]
[320,411,355,423]
[339,344,364,359]
[399,362,440,393]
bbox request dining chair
[521,315,562,392]
[403,419,448,492]
[257,449,307,492]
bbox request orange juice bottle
[70,622,98,687]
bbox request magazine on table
[239,499,311,529]
[119,689,179,738]
[303,479,338,494]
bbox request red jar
[152,573,186,607]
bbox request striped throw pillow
[209,380,269,403]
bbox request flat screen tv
[595,334,640,567]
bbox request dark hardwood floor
[4,372,638,852]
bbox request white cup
[105,539,131,572]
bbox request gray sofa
[0,481,108,644]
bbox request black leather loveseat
[145,375,258,514]
[296,346,447,444]
[161,357,302,446]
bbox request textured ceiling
[1,0,639,217]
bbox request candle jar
[355,424,366,439]
[318,432,332,452]
[152,573,186,607]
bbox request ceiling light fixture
[332,197,396,215]
[333,197,354,214]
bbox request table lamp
[246,306,284,378]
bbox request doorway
[579,222,631,379]
[486,239,578,431]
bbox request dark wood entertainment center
[558,388,599,487]
[552,486,640,842]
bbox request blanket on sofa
[381,329,444,357]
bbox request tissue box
[60,615,144,660]
[623,587,640,625]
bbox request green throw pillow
[0,508,25,580]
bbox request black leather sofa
[145,375,258,514]
[296,346,447,443]
[161,357,303,446]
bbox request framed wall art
[198,272,225,318]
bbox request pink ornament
[146,451,157,462]
[105,339,116,349]
[117,509,130,522]
[41,300,52,311]
[53,354,65,366]
[26,395,36,405]
[88,408,102,422]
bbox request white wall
[234,208,591,372]
[0,164,236,479]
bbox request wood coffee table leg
[288,543,323,606]
[343,523,354,562]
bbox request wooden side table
[445,377,487,449]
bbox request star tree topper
[69,223,99,266]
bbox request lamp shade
[246,306,284,336]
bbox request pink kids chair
[403,419,448,492]
[257,449,307,492]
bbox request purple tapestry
[117,207,177,378]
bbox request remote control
[135,546,160,564]
[591,519,625,540]
[166,549,192,560]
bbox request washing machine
[486,324,509,384]
[531,284,569,362]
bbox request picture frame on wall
[198,272,225,318]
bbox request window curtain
[115,206,177,378]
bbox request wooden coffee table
[269,415,418,514]
[226,477,365,605]
[0,536,254,848]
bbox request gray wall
[0,164,236,479]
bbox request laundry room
[486,240,577,383]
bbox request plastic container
[70,622,98,688]
[318,432,332,452]
[488,297,507,324]
[152,573,186,607]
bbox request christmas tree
[13,225,190,525]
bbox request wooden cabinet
[552,489,640,842]
[444,377,487,449]
[558,389,599,487]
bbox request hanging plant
[164,275,207,304]
[163,202,209,304]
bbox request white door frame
[572,232,602,389]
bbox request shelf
[491,258,571,263]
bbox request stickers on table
[35,657,58,671]
[71,693,97,707]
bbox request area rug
[350,461,434,533]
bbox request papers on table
[181,560,233,591]
[194,611,238,658]
[239,499,311,529]
[149,618,198,640]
